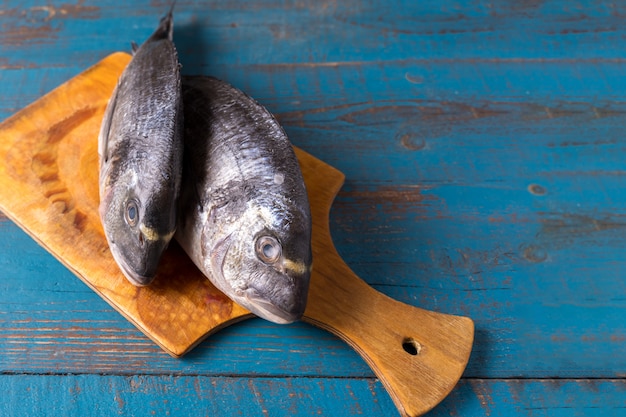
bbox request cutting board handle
[297,149,474,417]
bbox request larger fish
[98,8,183,286]
[177,76,312,324]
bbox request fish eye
[124,200,139,227]
[255,236,281,264]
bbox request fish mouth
[112,246,157,287]
[243,289,305,324]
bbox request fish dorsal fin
[98,79,120,164]
[131,41,139,54]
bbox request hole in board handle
[402,338,422,356]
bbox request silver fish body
[177,76,312,324]
[98,10,183,286]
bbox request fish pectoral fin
[98,80,120,163]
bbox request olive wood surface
[0,52,474,417]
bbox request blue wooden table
[1,1,625,415]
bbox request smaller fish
[177,76,312,324]
[98,7,183,286]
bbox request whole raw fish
[98,8,183,286]
[177,76,312,324]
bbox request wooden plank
[0,375,396,417]
[4,2,626,101]
[436,379,626,417]
[4,1,626,69]
[0,375,623,417]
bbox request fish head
[206,197,312,324]
[100,168,177,286]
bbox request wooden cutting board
[0,52,474,417]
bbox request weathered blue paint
[438,379,626,417]
[0,376,623,417]
[0,375,396,417]
[1,0,625,415]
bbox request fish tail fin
[168,0,177,16]
[152,1,176,41]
